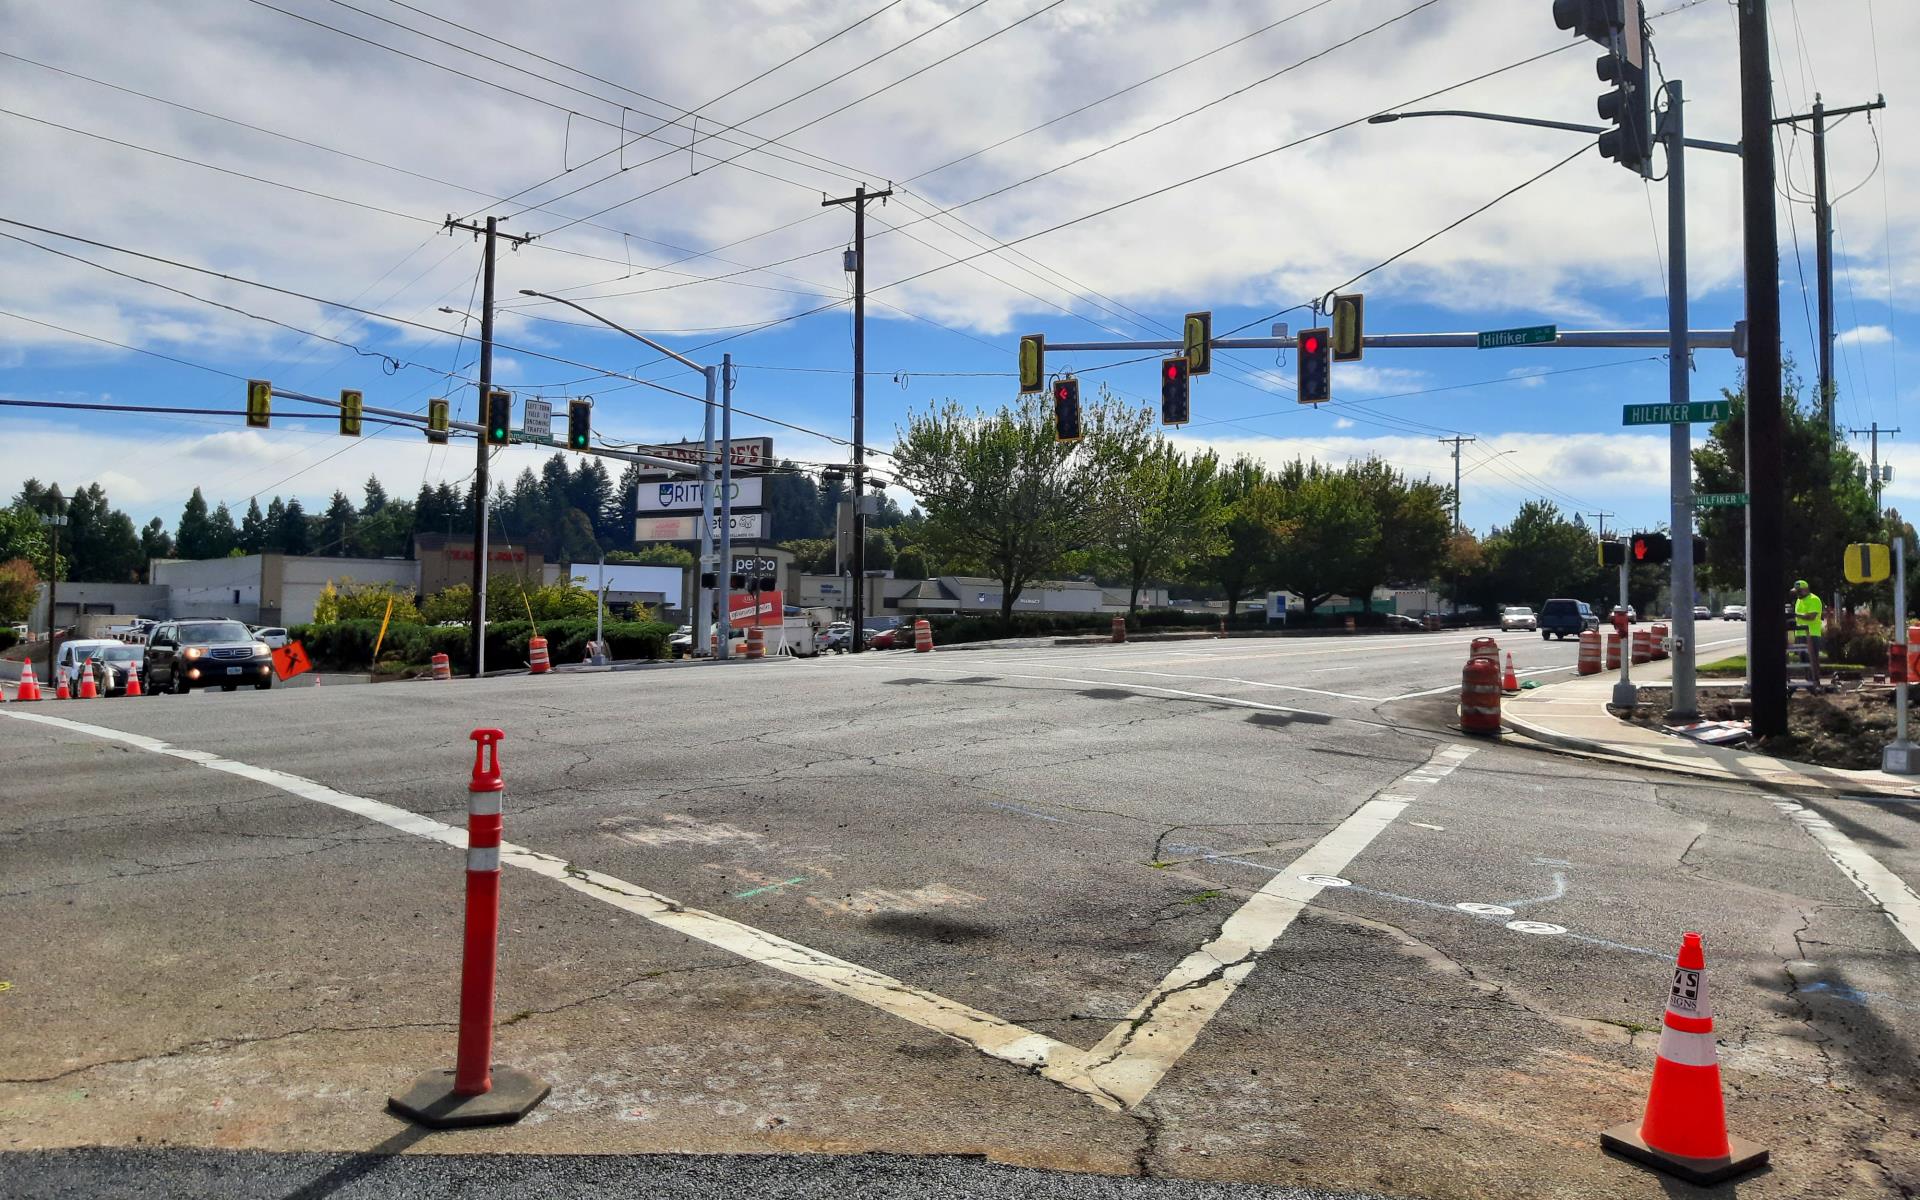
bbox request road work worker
[1793,579,1824,691]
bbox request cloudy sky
[1,0,1911,539]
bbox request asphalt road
[3,622,1915,1199]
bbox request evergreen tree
[362,475,389,516]
[278,498,311,555]
[261,497,288,553]
[318,491,357,555]
[614,462,644,550]
[239,498,269,554]
[175,487,214,559]
[208,503,240,557]
[139,517,174,569]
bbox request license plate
[226,666,242,675]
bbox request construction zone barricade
[1650,623,1670,660]
[1459,655,1502,736]
[1469,635,1501,662]
[1112,616,1127,644]
[526,636,550,675]
[745,626,766,659]
[431,652,452,682]
[1606,633,1622,671]
[1630,628,1652,665]
[389,729,549,1128]
[1577,630,1602,676]
[1600,932,1768,1185]
[913,619,933,653]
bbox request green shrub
[0,627,17,654]
[287,618,672,673]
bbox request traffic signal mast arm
[1040,328,1743,353]
[1366,109,1740,156]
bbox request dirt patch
[1613,684,1904,771]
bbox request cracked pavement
[1,623,1915,1198]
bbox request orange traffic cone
[78,662,98,700]
[16,661,43,701]
[1600,932,1768,1185]
[124,669,143,697]
[1503,652,1520,692]
[56,673,70,700]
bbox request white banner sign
[639,477,763,512]
[635,512,767,542]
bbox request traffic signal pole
[1664,82,1698,721]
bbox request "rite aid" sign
[638,477,764,512]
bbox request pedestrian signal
[1599,539,1626,567]
[246,379,272,428]
[1052,377,1082,443]
[1631,532,1671,564]
[1018,334,1045,394]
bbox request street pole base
[388,1066,550,1128]
[1883,742,1917,775]
[1611,680,1640,709]
[1600,1122,1769,1186]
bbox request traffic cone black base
[1600,1123,1769,1186]
[388,1065,550,1129]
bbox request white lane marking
[1376,636,1749,701]
[1410,822,1446,831]
[1065,665,1380,703]
[1775,800,1920,954]
[1067,742,1476,1109]
[2,709,1104,1108]
[9,709,1471,1112]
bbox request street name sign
[1694,492,1747,507]
[1477,324,1556,349]
[1621,400,1732,425]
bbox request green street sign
[1477,324,1557,349]
[1622,400,1732,426]
[1694,492,1748,507]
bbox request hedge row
[919,605,1419,645]
[0,627,17,654]
[288,618,673,673]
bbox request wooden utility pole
[822,185,892,652]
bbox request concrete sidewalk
[1502,646,1920,797]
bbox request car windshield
[177,622,254,645]
[1506,607,1532,615]
[100,645,142,662]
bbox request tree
[355,498,416,559]
[893,546,930,580]
[890,390,1146,620]
[610,544,695,568]
[1104,441,1226,614]
[1267,464,1379,615]
[778,538,834,574]
[1694,368,1877,604]
[317,491,357,556]
[277,498,311,555]
[1346,457,1452,612]
[1202,458,1281,617]
[261,497,287,553]
[313,577,422,624]
[0,504,54,569]
[139,518,173,568]
[1468,501,1601,613]
[765,463,827,541]
[175,488,215,560]
[208,502,240,558]
[421,584,471,625]
[0,558,37,623]
[239,498,269,554]
[362,475,389,516]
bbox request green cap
[1795,579,1809,588]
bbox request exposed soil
[1614,682,1905,771]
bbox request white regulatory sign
[521,397,552,439]
[638,477,764,512]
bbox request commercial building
[413,532,544,597]
[152,553,421,627]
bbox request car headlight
[183,647,205,660]
[253,642,271,656]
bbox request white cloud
[1332,416,1355,429]
[1506,368,1548,388]
[1836,324,1894,347]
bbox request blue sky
[2,0,1911,540]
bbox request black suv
[1536,598,1600,641]
[145,620,275,693]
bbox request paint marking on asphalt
[845,659,1353,725]
[1774,800,1920,954]
[13,708,1468,1112]
[1065,665,1380,703]
[735,877,807,899]
[1062,742,1478,1109]
[1500,871,1569,908]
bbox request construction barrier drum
[1607,633,1622,670]
[1650,623,1669,661]
[1344,615,1356,632]
[913,619,933,653]
[431,652,452,682]
[1111,615,1126,643]
[1459,655,1502,735]
[1424,614,1443,631]
[527,636,551,675]
[745,626,765,659]
[1906,621,1920,681]
[1577,629,1603,676]
[1892,641,1908,685]
[1631,628,1652,665]
[1469,635,1501,662]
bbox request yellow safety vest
[1794,592,1823,638]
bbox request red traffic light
[1054,382,1070,402]
[1301,332,1323,354]
[1165,363,1179,380]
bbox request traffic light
[1692,534,1708,566]
[1599,539,1626,567]
[700,572,717,589]
[485,390,511,445]
[246,379,271,428]
[1297,327,1331,403]
[1160,357,1190,426]
[426,397,449,445]
[1183,311,1212,376]
[758,575,777,593]
[567,398,591,449]
[1018,333,1045,394]
[1052,377,1082,443]
[1630,531,1671,564]
[339,388,363,437]
[1553,0,1651,175]
[1330,293,1364,362]
[729,573,747,591]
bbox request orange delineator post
[1459,656,1502,735]
[1600,932,1768,1185]
[1577,630,1602,676]
[913,619,932,653]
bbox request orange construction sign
[272,641,313,681]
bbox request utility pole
[1741,0,1788,737]
[1439,436,1477,529]
[445,216,532,678]
[1587,512,1615,539]
[823,184,892,653]
[41,510,66,685]
[1664,80,1699,721]
[1774,94,1887,436]
[1847,423,1899,513]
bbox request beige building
[151,554,421,627]
[413,533,544,597]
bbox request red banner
[727,590,784,627]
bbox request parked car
[821,622,853,653]
[251,626,291,649]
[1537,598,1600,641]
[1720,604,1747,621]
[865,627,907,650]
[1385,613,1424,631]
[1499,606,1538,632]
[143,620,274,693]
[54,639,145,696]
[667,624,747,655]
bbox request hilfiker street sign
[1694,492,1748,507]
[1477,324,1556,349]
[1622,400,1732,425]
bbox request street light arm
[1369,108,1741,156]
[517,288,708,373]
